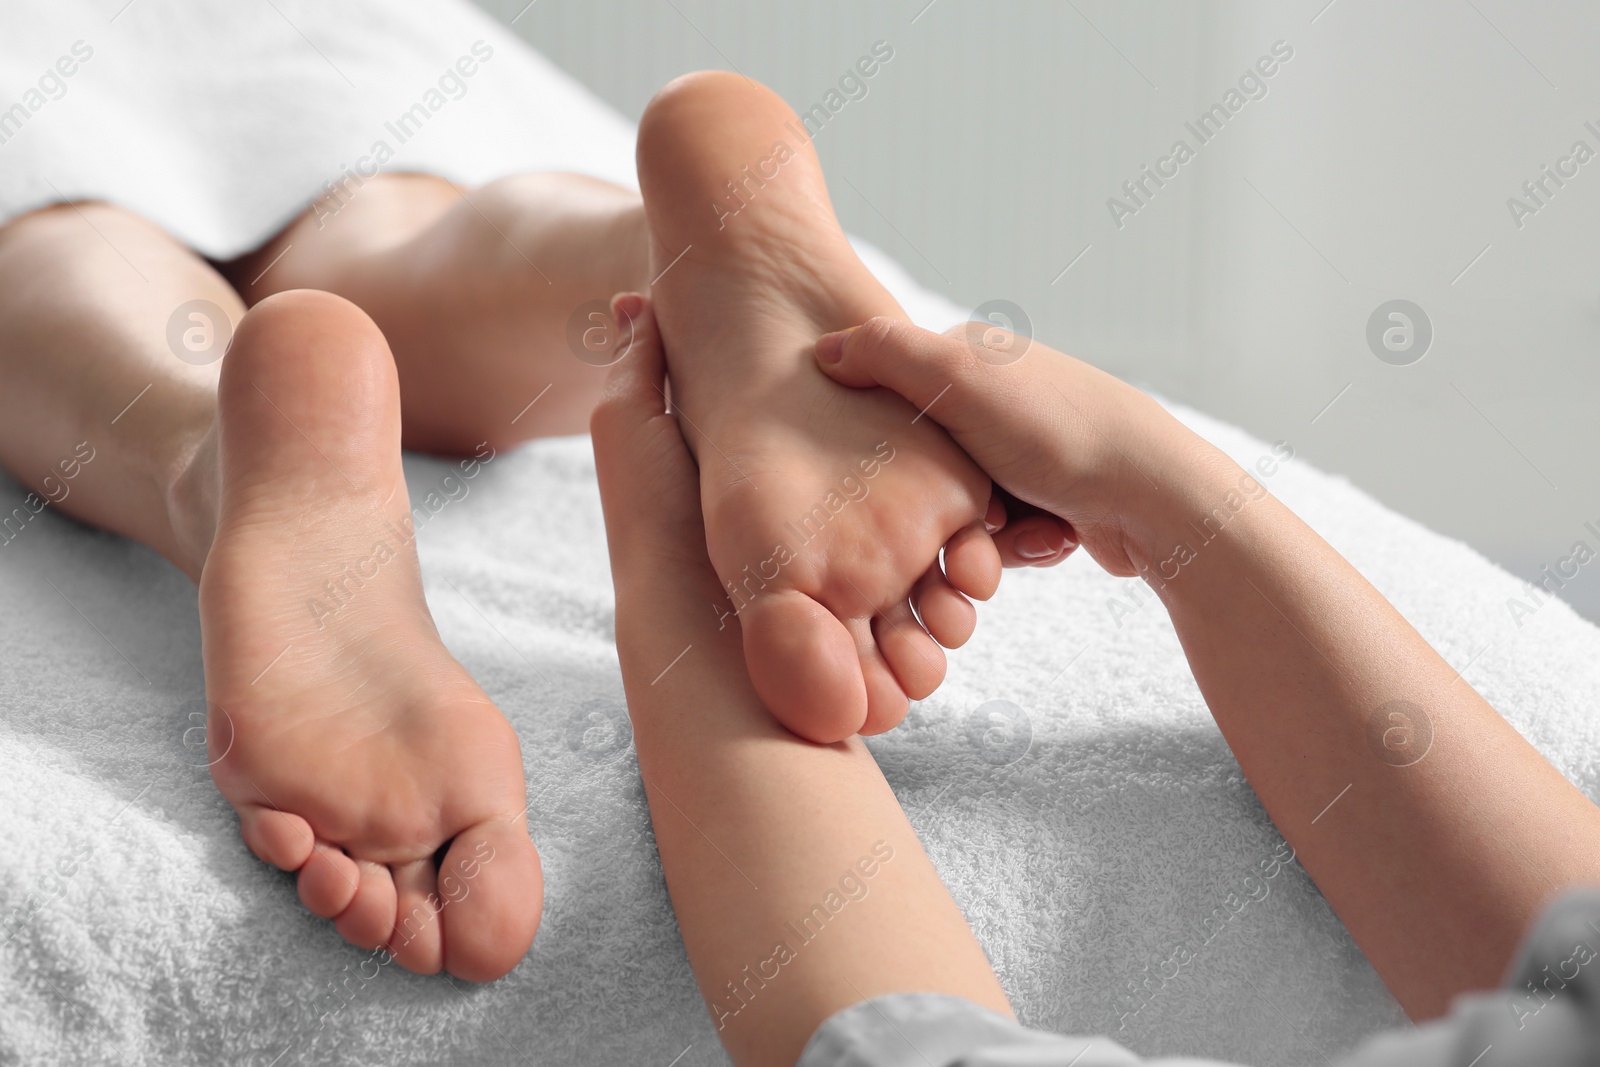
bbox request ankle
[611,202,652,295]
[162,422,220,582]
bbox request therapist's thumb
[817,317,958,387]
[815,316,1028,442]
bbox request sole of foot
[636,72,999,742]
[181,289,542,981]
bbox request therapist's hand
[815,318,1218,581]
[590,293,729,634]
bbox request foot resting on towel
[636,72,1002,742]
[169,291,542,981]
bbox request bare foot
[173,290,541,980]
[636,72,1000,742]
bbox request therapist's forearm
[1129,445,1600,1019]
[614,570,1010,1067]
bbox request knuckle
[588,392,629,441]
[850,315,909,358]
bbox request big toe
[439,819,543,982]
[741,590,867,744]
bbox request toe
[298,841,361,919]
[388,858,444,974]
[872,601,946,708]
[943,521,1002,601]
[854,619,912,737]
[913,565,977,649]
[439,819,544,982]
[334,860,399,951]
[238,805,315,870]
[741,589,867,743]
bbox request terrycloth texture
[800,893,1600,1067]
[4,3,1600,1065]
[6,348,1600,1065]
[0,0,637,258]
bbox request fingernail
[1014,529,1058,560]
[612,292,644,322]
[816,326,857,364]
[983,496,1005,533]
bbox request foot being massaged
[2,8,1597,1067]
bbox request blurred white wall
[473,0,1600,622]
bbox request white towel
[4,4,1600,1065]
[0,0,637,258]
[5,340,1598,1064]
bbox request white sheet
[4,3,1600,1065]
[8,344,1600,1065]
[0,0,637,258]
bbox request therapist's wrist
[1026,384,1221,579]
[1112,437,1283,591]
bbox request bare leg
[222,172,649,453]
[0,203,232,574]
[592,301,1010,1067]
[0,205,541,980]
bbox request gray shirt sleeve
[797,889,1600,1067]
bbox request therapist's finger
[993,514,1078,568]
[815,317,1028,444]
[813,315,1062,512]
[814,318,1141,543]
[988,491,1079,569]
[593,293,665,424]
[590,293,704,548]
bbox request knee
[473,172,635,211]
[464,173,641,286]
[0,201,153,261]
